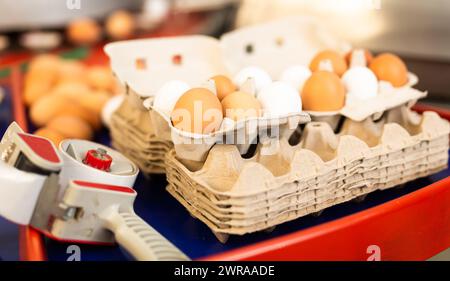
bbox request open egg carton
[165,105,449,242]
[105,17,449,241]
[160,17,450,241]
[105,36,230,173]
[105,19,330,173]
[220,16,425,125]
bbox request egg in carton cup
[302,50,425,132]
[104,36,230,174]
[143,78,310,169]
[165,105,449,242]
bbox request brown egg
[345,49,373,66]
[67,18,101,45]
[27,54,60,74]
[171,88,223,134]
[24,72,55,106]
[221,91,261,121]
[301,71,346,111]
[369,53,408,87]
[210,75,236,100]
[24,55,61,105]
[310,50,348,77]
[58,60,86,83]
[105,10,135,40]
[78,90,110,114]
[30,94,101,129]
[86,66,116,92]
[34,127,65,146]
[51,81,91,100]
[47,115,93,140]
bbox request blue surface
[0,86,20,261]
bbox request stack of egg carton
[109,94,169,174]
[105,36,230,174]
[104,17,450,242]
[162,18,448,241]
[165,105,449,241]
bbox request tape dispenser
[0,122,189,261]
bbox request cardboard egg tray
[109,95,169,174]
[145,95,310,162]
[164,106,449,241]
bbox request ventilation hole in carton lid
[245,43,254,54]
[172,54,182,65]
[275,37,284,47]
[135,58,147,70]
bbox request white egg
[101,94,125,128]
[258,81,302,117]
[153,80,190,117]
[233,66,272,94]
[342,66,378,100]
[280,65,311,92]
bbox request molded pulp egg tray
[165,107,449,241]
[105,17,450,241]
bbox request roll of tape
[58,139,139,192]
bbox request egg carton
[105,36,232,173]
[166,145,446,223]
[221,16,425,123]
[166,130,447,220]
[109,95,171,174]
[105,33,315,172]
[106,17,428,173]
[164,107,449,241]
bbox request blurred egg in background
[106,10,136,40]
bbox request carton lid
[220,16,351,78]
[104,35,230,97]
